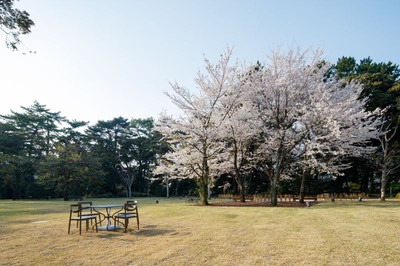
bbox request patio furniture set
[68,200,139,235]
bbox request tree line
[0,50,399,203]
[0,103,177,200]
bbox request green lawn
[1,198,400,265]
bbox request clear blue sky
[1,0,399,124]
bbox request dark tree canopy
[329,56,400,200]
[1,101,65,158]
[0,0,34,50]
[330,56,400,113]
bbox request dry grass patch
[1,198,400,265]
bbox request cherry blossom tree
[157,48,381,206]
[215,88,260,202]
[156,49,241,205]
[246,49,381,206]
[153,153,183,198]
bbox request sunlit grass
[1,198,400,265]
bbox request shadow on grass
[136,224,178,237]
[91,225,178,239]
[355,201,400,208]
[136,228,176,237]
[97,233,120,239]
[315,201,400,209]
[96,224,178,238]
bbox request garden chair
[114,201,139,232]
[68,204,98,235]
[78,201,102,225]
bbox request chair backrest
[77,201,93,214]
[78,201,92,207]
[125,201,138,213]
[78,201,92,209]
[70,204,83,215]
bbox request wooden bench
[293,196,317,202]
[232,195,254,202]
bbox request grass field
[1,198,400,265]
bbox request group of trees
[0,52,398,203]
[1,50,399,203]
[156,49,400,206]
[1,3,399,204]
[328,56,400,200]
[0,53,398,203]
[0,102,172,200]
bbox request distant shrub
[395,193,400,199]
[348,182,361,193]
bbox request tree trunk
[270,174,278,206]
[166,178,170,198]
[240,181,246,203]
[270,146,283,206]
[235,170,245,203]
[199,151,209,205]
[175,180,179,197]
[232,139,245,202]
[270,163,280,206]
[380,170,388,201]
[12,173,22,200]
[300,168,310,203]
[377,122,399,201]
[127,184,132,198]
[199,180,209,205]
[299,172,306,204]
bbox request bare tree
[116,163,135,198]
[377,115,399,201]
